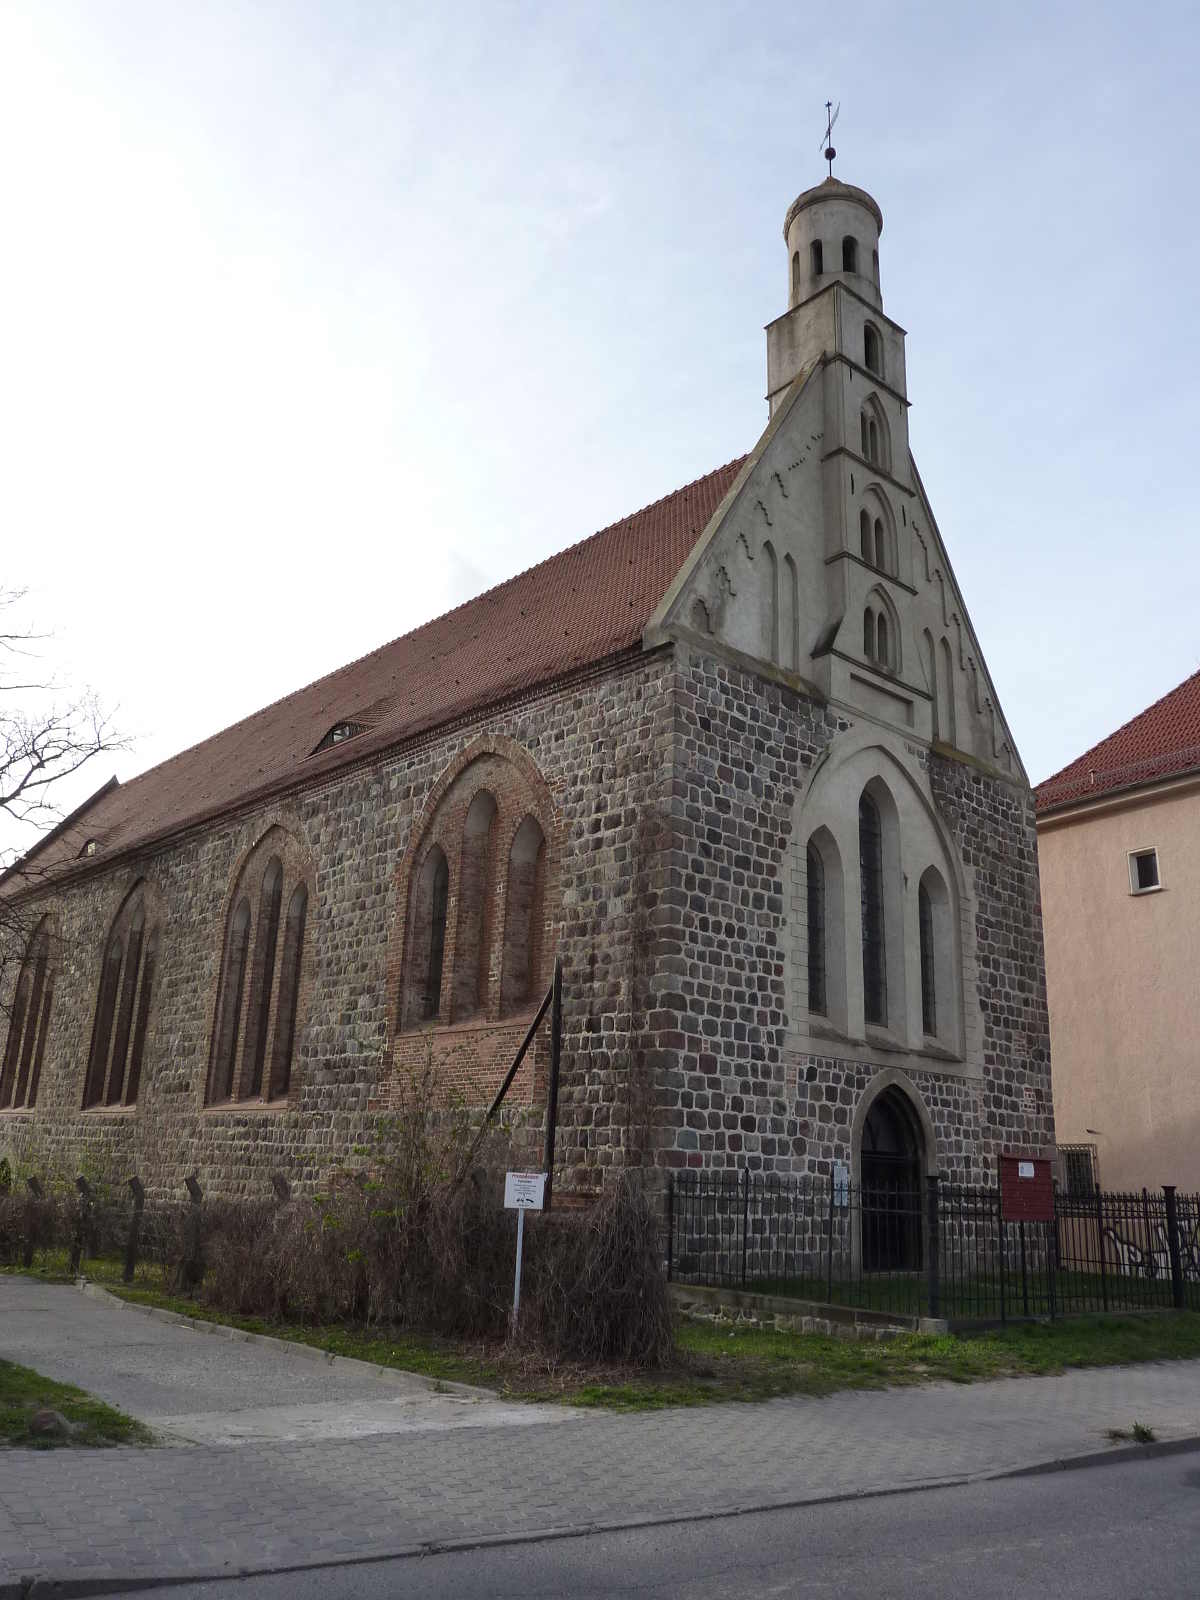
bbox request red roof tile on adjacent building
[1035,669,1200,814]
[20,456,747,878]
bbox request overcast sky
[1,0,1196,856]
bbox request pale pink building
[1036,671,1200,1194]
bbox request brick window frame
[1,914,60,1112]
[392,737,559,1037]
[206,824,314,1108]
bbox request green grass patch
[0,1357,153,1449]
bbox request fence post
[665,1174,674,1282]
[740,1167,750,1287]
[1095,1184,1109,1312]
[925,1173,941,1320]
[1164,1186,1185,1311]
[1019,1220,1029,1317]
[183,1173,204,1289]
[826,1168,835,1303]
[21,1176,42,1269]
[123,1176,145,1284]
[69,1176,92,1276]
[998,1184,1007,1324]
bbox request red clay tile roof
[18,456,747,881]
[1035,668,1200,814]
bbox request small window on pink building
[1127,848,1160,894]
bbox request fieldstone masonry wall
[0,639,1052,1201]
[647,644,1053,1185]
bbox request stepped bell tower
[764,173,919,714]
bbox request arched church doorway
[860,1086,924,1272]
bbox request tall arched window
[874,517,889,574]
[863,608,875,659]
[876,611,890,667]
[842,236,858,273]
[500,816,547,1013]
[243,857,283,1098]
[791,250,801,298]
[453,790,498,1020]
[84,885,160,1109]
[269,883,308,1099]
[918,866,954,1045]
[402,844,450,1027]
[207,831,312,1105]
[860,508,872,562]
[807,843,826,1015]
[864,324,882,376]
[859,794,887,1027]
[208,897,250,1103]
[919,880,936,1036]
[810,239,824,276]
[0,919,57,1111]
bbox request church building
[0,173,1054,1202]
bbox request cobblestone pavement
[3,1281,1200,1590]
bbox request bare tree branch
[1,585,128,1010]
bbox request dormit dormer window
[314,721,364,753]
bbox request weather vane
[820,101,840,177]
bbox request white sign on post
[504,1171,547,1211]
[505,1171,547,1332]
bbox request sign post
[504,1171,547,1334]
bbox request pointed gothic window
[500,816,547,1014]
[874,517,889,573]
[1,919,57,1112]
[207,834,312,1104]
[919,880,937,1036]
[860,509,872,562]
[807,843,826,1015]
[84,886,159,1109]
[864,324,882,376]
[209,897,251,1104]
[422,849,449,1021]
[270,884,308,1099]
[876,612,890,667]
[842,236,858,273]
[791,250,801,298]
[859,794,887,1027]
[811,240,824,276]
[863,608,875,658]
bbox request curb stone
[6,1433,1199,1600]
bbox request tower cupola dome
[784,177,883,312]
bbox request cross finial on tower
[820,101,840,177]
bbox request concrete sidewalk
[3,1280,1200,1593]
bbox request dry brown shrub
[522,1175,674,1365]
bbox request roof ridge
[1036,666,1200,792]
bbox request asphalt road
[138,1449,1200,1600]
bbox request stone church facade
[0,175,1054,1203]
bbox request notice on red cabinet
[998,1153,1054,1222]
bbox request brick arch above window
[206,823,314,1108]
[392,741,559,1036]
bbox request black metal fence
[665,1169,1200,1325]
